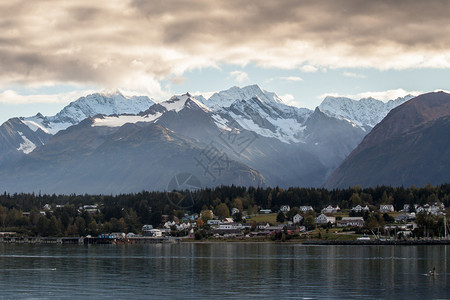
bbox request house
[267,225,285,232]
[280,205,290,212]
[315,213,336,225]
[299,206,314,212]
[223,218,234,223]
[219,223,237,230]
[337,217,364,227]
[321,205,340,214]
[351,205,370,213]
[429,204,443,215]
[416,206,425,213]
[257,223,270,230]
[141,224,153,231]
[259,209,272,214]
[164,221,177,228]
[207,219,220,225]
[231,208,240,215]
[402,204,411,212]
[395,213,415,223]
[293,214,303,224]
[143,229,162,237]
[240,223,254,230]
[380,204,394,213]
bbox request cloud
[169,76,188,85]
[318,88,422,102]
[343,72,366,79]
[266,76,303,83]
[1,0,450,93]
[300,65,318,73]
[280,76,303,82]
[280,93,300,107]
[0,89,96,105]
[229,71,250,83]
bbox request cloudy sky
[1,0,450,123]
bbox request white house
[280,205,290,212]
[315,213,336,225]
[351,205,370,213]
[257,223,270,230]
[219,223,237,230]
[293,214,303,224]
[337,217,364,227]
[380,204,395,213]
[299,206,314,212]
[321,205,340,214]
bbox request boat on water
[357,236,371,241]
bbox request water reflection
[0,243,448,299]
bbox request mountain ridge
[325,92,450,188]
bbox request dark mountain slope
[0,122,264,194]
[325,92,450,188]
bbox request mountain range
[1,84,443,194]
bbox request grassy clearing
[246,213,278,224]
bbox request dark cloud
[0,0,449,90]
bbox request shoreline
[2,236,450,246]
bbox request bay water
[0,243,448,299]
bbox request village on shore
[1,201,448,245]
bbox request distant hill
[325,91,450,188]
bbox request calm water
[0,243,448,299]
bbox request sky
[1,0,450,124]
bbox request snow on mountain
[92,113,163,128]
[204,84,285,109]
[319,95,414,130]
[203,85,312,144]
[21,91,155,134]
[49,91,154,125]
[158,93,210,113]
[92,93,211,128]
[216,96,310,143]
[16,131,37,154]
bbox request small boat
[428,267,437,276]
[357,235,371,241]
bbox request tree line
[0,184,448,237]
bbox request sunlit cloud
[343,72,366,79]
[280,76,304,82]
[229,71,250,83]
[0,89,96,105]
[0,0,449,97]
[300,65,318,73]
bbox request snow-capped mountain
[203,84,285,109]
[319,95,414,131]
[0,117,51,166]
[0,84,422,192]
[201,85,313,144]
[22,91,155,135]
